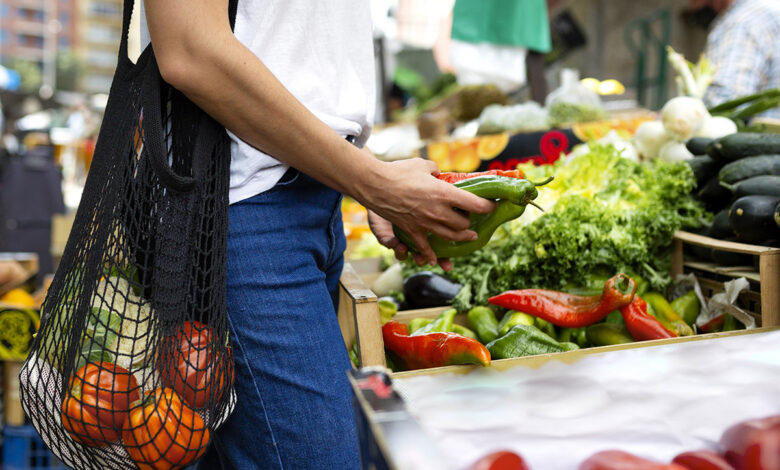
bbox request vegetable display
[403,145,704,312]
[122,388,211,470]
[486,324,578,360]
[619,297,677,342]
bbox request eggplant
[403,272,462,309]
[729,195,780,245]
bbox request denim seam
[325,194,344,267]
[226,312,285,469]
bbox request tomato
[61,362,140,447]
[672,450,735,470]
[122,388,210,470]
[469,450,531,470]
[579,450,687,470]
[719,415,780,470]
[159,321,233,409]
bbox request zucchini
[686,155,720,188]
[728,195,780,245]
[709,209,733,239]
[710,239,755,267]
[686,137,714,156]
[718,154,780,184]
[722,175,780,198]
[696,176,733,212]
[708,133,780,161]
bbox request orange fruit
[451,145,480,172]
[427,142,453,171]
[477,133,510,159]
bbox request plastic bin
[2,425,68,470]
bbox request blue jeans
[198,169,359,469]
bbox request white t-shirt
[141,1,376,204]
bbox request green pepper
[378,298,398,325]
[497,310,536,337]
[349,342,359,367]
[586,323,634,346]
[722,314,742,331]
[534,317,557,341]
[411,308,456,336]
[452,324,478,340]
[408,318,433,334]
[604,310,625,326]
[670,291,700,326]
[644,292,694,336]
[574,327,589,348]
[486,324,579,359]
[466,306,500,344]
[393,176,551,259]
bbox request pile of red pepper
[466,414,780,469]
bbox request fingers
[449,186,496,214]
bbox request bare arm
[143,0,494,265]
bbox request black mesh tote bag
[19,0,238,468]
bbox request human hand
[356,157,495,267]
[367,210,454,271]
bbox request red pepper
[620,297,677,341]
[672,450,735,470]
[719,415,780,470]
[699,315,726,334]
[489,274,637,328]
[382,321,491,370]
[437,169,525,183]
[469,450,531,470]
[579,450,687,470]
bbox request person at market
[689,0,780,118]
[142,1,495,469]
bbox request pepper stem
[531,176,554,186]
[528,201,545,212]
[614,273,636,295]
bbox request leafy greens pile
[404,144,707,311]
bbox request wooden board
[338,263,385,367]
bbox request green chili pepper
[349,342,359,367]
[408,318,433,334]
[411,308,456,336]
[670,291,700,326]
[586,323,634,346]
[393,176,551,259]
[486,324,579,359]
[722,314,742,331]
[466,306,500,344]
[644,292,694,336]
[534,317,557,341]
[452,324,478,340]
[604,310,625,326]
[497,310,536,337]
[378,298,398,325]
[574,327,589,348]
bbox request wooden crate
[671,230,780,327]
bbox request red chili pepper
[699,315,726,334]
[719,414,780,470]
[489,274,637,328]
[672,450,735,470]
[437,169,525,183]
[382,321,491,370]
[620,297,677,341]
[469,450,531,470]
[579,450,687,470]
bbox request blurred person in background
[689,0,780,118]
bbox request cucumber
[696,176,733,212]
[722,175,780,198]
[686,137,715,156]
[709,209,734,239]
[718,155,780,184]
[708,133,780,161]
[710,239,755,267]
[686,155,720,188]
[728,195,780,245]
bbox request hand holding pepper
[489,274,637,328]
